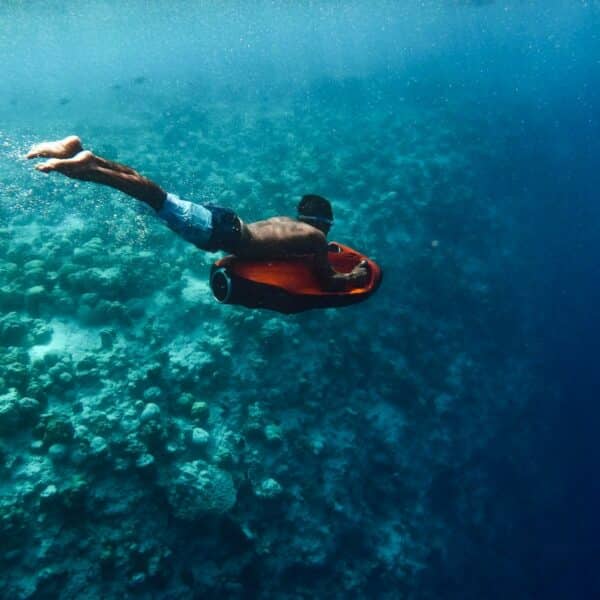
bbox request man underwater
[27,136,368,291]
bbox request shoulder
[305,227,327,252]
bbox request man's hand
[347,259,370,287]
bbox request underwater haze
[1,1,599,598]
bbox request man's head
[297,194,333,234]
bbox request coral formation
[0,74,539,598]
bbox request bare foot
[36,150,95,174]
[26,135,83,159]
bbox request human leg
[27,139,166,210]
[27,137,244,252]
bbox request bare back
[238,217,325,260]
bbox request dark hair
[297,195,333,224]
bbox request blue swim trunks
[156,193,242,253]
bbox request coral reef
[0,81,537,599]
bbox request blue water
[1,1,599,598]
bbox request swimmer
[27,136,368,291]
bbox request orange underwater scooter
[210,242,382,314]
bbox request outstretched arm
[26,136,166,211]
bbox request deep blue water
[1,1,599,598]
